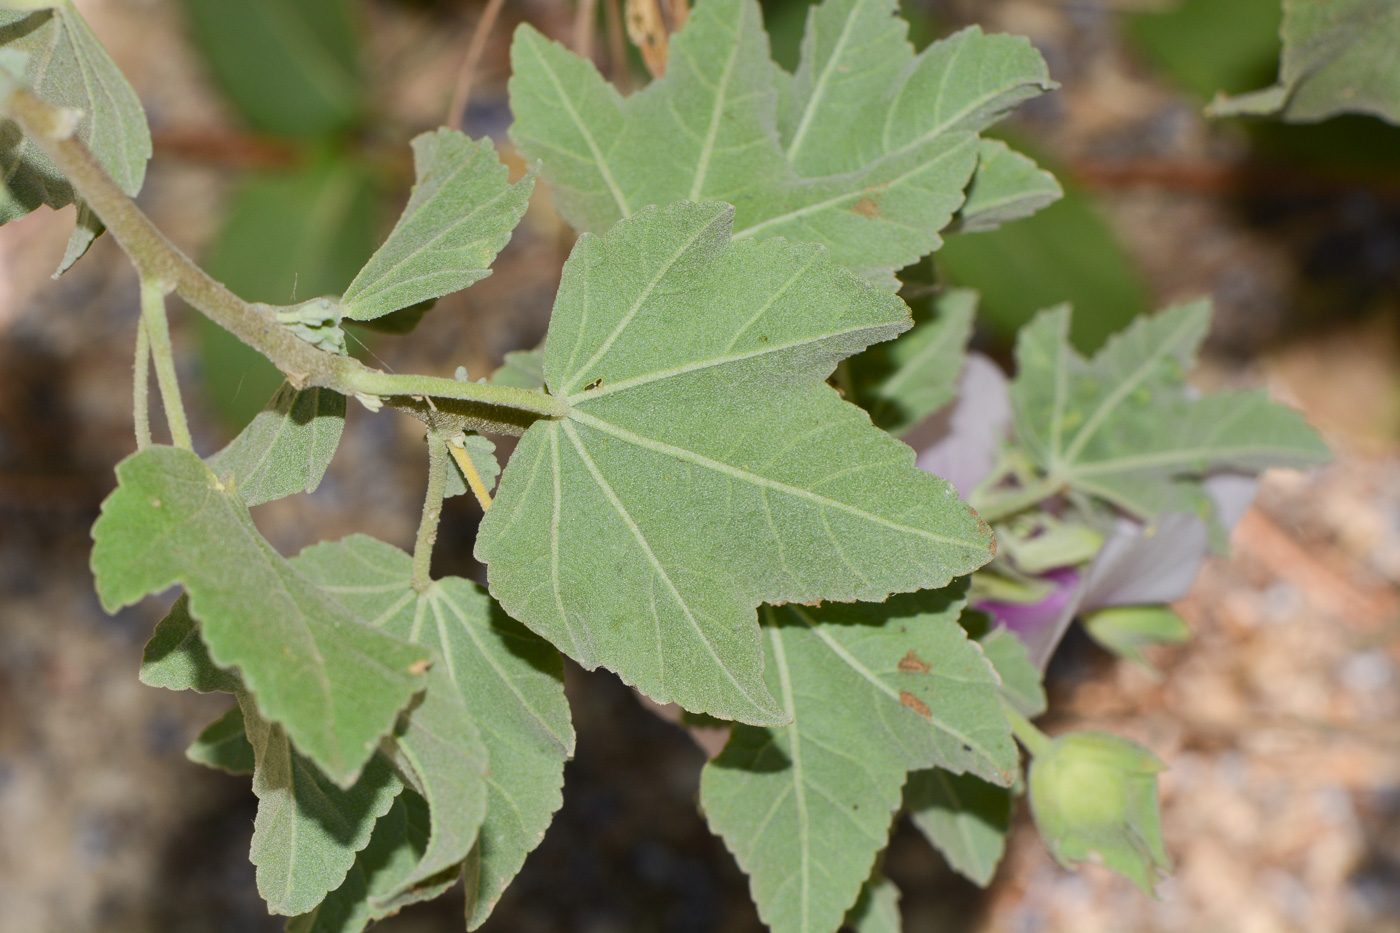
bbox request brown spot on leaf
[900,690,931,719]
[408,658,432,676]
[898,650,931,674]
[853,197,880,219]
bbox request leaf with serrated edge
[206,382,346,507]
[905,769,1013,886]
[1209,0,1400,125]
[293,535,574,928]
[240,694,404,916]
[140,593,242,694]
[187,703,255,775]
[954,139,1063,233]
[979,627,1047,717]
[476,201,994,727]
[1008,300,1330,524]
[853,288,975,436]
[508,0,1054,287]
[699,587,1015,933]
[91,446,430,786]
[340,129,535,321]
[844,874,901,933]
[0,5,151,269]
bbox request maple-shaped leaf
[699,587,1016,933]
[1007,300,1329,529]
[508,0,1055,287]
[91,446,430,786]
[206,381,345,507]
[292,535,573,930]
[475,201,994,726]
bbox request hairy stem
[1002,701,1054,759]
[133,315,151,450]
[412,432,451,593]
[1,87,569,429]
[140,278,193,450]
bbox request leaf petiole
[139,276,192,451]
[412,432,451,593]
[132,313,151,450]
[1001,700,1054,759]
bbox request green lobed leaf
[180,0,363,137]
[239,695,405,916]
[843,875,901,933]
[508,0,1055,287]
[954,139,1064,234]
[0,3,151,270]
[186,703,255,775]
[205,381,346,507]
[293,535,574,929]
[1007,300,1330,525]
[850,288,976,436]
[339,129,536,321]
[699,587,1016,933]
[285,790,455,933]
[904,769,1013,887]
[476,201,995,726]
[139,593,242,694]
[1209,0,1400,125]
[91,446,430,786]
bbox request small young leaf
[187,703,255,775]
[954,139,1064,233]
[476,202,995,727]
[843,874,901,933]
[91,447,430,786]
[508,0,1055,287]
[699,588,1015,933]
[340,129,535,322]
[489,347,546,391]
[293,535,574,929]
[206,382,346,507]
[1209,0,1400,125]
[444,434,500,501]
[139,593,242,694]
[1083,605,1191,671]
[904,769,1013,887]
[240,696,404,916]
[0,4,151,268]
[285,790,451,933]
[1008,300,1330,525]
[978,626,1047,718]
[851,288,976,436]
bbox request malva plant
[0,1,1342,931]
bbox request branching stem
[412,432,451,593]
[140,277,193,450]
[133,314,151,450]
[1,86,569,432]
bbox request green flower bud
[1028,731,1170,893]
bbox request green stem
[133,314,151,450]
[140,277,193,450]
[1002,701,1054,759]
[1,87,568,429]
[971,475,1063,524]
[412,432,450,593]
